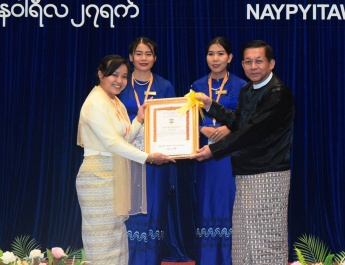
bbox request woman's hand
[136,103,147,124]
[201,125,231,142]
[200,126,216,138]
[146,153,176,165]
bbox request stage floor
[162,261,195,265]
[63,259,292,264]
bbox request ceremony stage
[47,260,295,264]
[162,261,195,265]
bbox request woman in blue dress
[191,37,246,265]
[118,36,176,265]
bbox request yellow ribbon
[177,89,205,121]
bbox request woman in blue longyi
[191,37,246,265]
[118,36,176,265]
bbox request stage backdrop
[1,0,344,262]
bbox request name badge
[145,91,157,96]
[216,90,227,95]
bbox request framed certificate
[144,97,199,159]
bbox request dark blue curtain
[1,0,344,262]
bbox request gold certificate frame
[144,97,199,159]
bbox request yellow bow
[177,89,205,121]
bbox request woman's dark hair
[206,37,233,55]
[96,55,130,85]
[128,36,158,56]
[242,40,274,61]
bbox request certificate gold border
[144,97,199,159]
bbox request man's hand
[191,145,213,161]
[195,93,212,110]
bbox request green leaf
[324,254,335,265]
[293,234,331,263]
[81,249,85,260]
[46,248,54,265]
[295,247,308,265]
[57,256,68,265]
[334,251,345,264]
[10,235,41,259]
[64,247,83,260]
[72,249,87,265]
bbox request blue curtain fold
[1,0,345,262]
